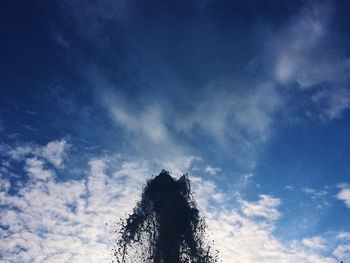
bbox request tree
[114,170,218,263]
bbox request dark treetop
[114,170,218,263]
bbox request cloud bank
[1,139,349,262]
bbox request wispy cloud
[173,82,282,169]
[55,0,350,180]
[271,1,350,120]
[312,87,350,120]
[273,2,331,86]
[302,187,328,199]
[109,102,169,144]
[239,173,254,188]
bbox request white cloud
[333,244,350,262]
[41,139,69,168]
[205,212,336,263]
[8,145,33,160]
[285,185,294,191]
[0,173,11,192]
[241,194,281,221]
[191,180,338,263]
[204,165,221,175]
[191,176,226,209]
[0,155,146,262]
[24,157,54,181]
[337,232,350,241]
[302,236,326,251]
[158,155,201,177]
[1,139,347,262]
[336,185,350,208]
[7,139,69,168]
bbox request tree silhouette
[114,170,218,263]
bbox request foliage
[114,170,218,263]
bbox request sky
[1,0,350,262]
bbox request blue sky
[1,0,350,262]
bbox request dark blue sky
[1,0,350,262]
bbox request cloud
[205,212,336,263]
[0,148,146,262]
[302,236,326,251]
[336,185,350,208]
[191,180,339,263]
[241,194,281,221]
[337,232,350,241]
[24,157,54,181]
[1,138,348,262]
[302,187,328,199]
[285,185,294,191]
[4,1,349,260]
[204,165,221,175]
[271,1,350,120]
[41,139,69,168]
[109,103,169,144]
[7,139,69,168]
[333,244,350,262]
[99,88,183,161]
[239,173,254,188]
[158,155,201,177]
[333,231,350,262]
[177,83,280,142]
[94,77,283,173]
[172,82,282,169]
[8,145,33,161]
[52,0,350,185]
[274,2,330,86]
[312,87,350,120]
[301,187,330,209]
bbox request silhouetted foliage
[114,170,218,263]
